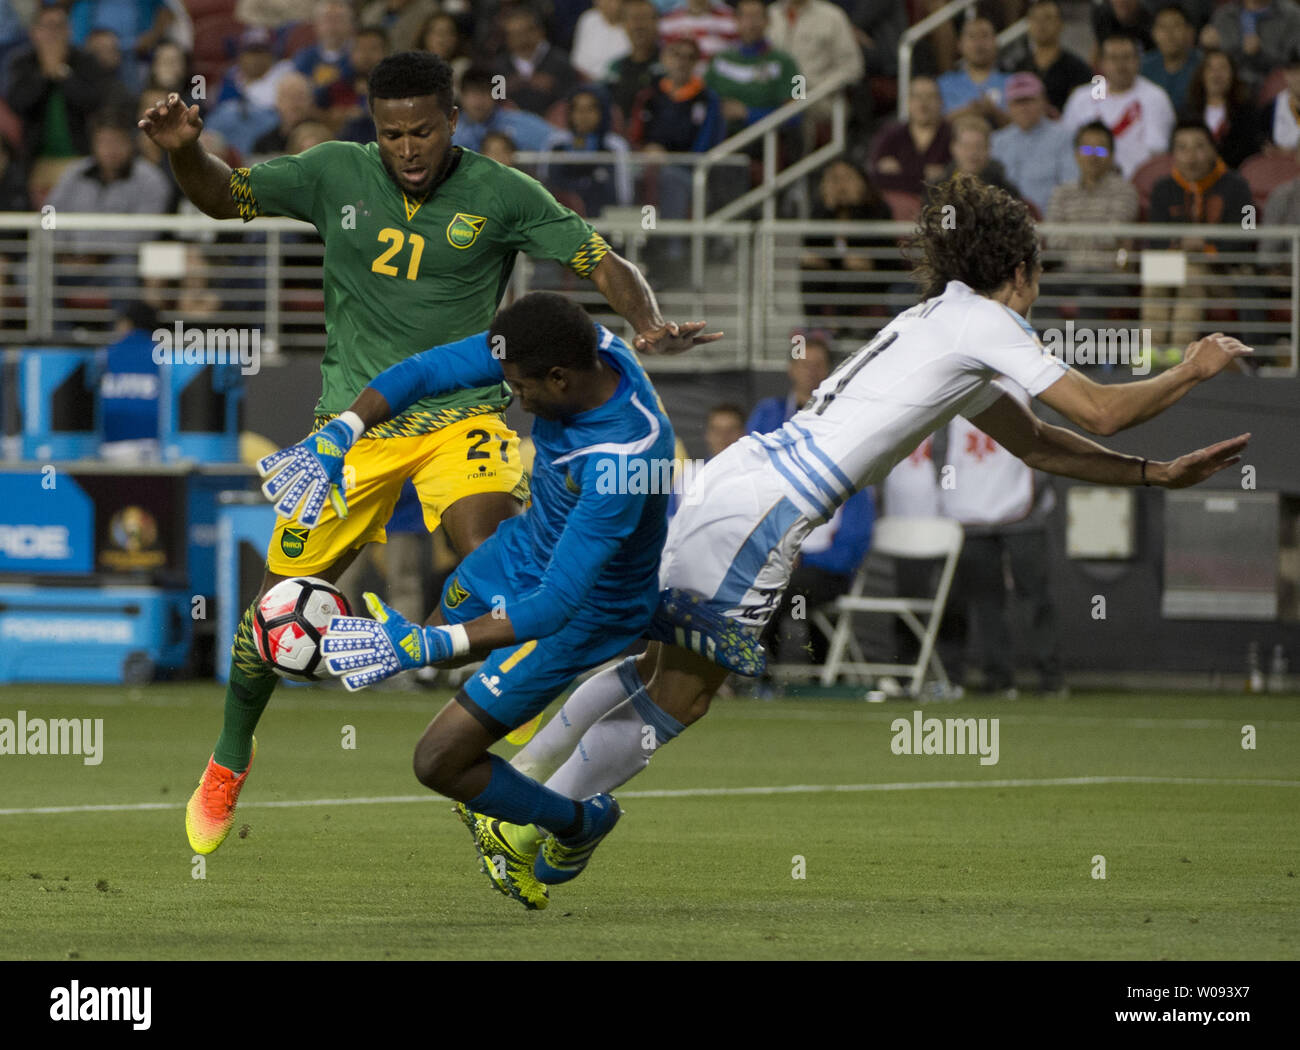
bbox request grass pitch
[0,683,1296,960]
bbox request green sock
[213,604,279,772]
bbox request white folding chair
[812,516,964,696]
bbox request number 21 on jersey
[371,228,424,280]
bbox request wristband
[439,623,471,658]
[337,410,366,444]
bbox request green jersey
[231,143,610,436]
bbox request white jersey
[745,280,1067,527]
[655,281,1068,659]
[1060,76,1175,179]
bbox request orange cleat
[185,738,257,855]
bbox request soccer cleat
[186,738,257,855]
[452,802,549,911]
[534,793,621,886]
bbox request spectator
[844,0,905,78]
[286,119,333,154]
[766,0,864,144]
[47,109,173,316]
[1061,33,1176,178]
[492,2,579,117]
[930,112,1021,199]
[1090,0,1153,56]
[1142,119,1253,349]
[334,27,389,143]
[451,65,566,152]
[68,0,176,59]
[659,0,738,66]
[418,12,470,95]
[606,0,663,119]
[479,129,517,167]
[0,1,27,95]
[1272,54,1300,149]
[293,0,356,110]
[1142,4,1201,114]
[572,0,631,81]
[7,4,109,160]
[746,330,832,433]
[252,71,317,155]
[1260,138,1300,259]
[800,159,890,326]
[360,0,439,55]
[1002,1,1092,114]
[990,73,1077,215]
[84,27,135,101]
[865,74,951,197]
[1185,48,1266,169]
[629,35,723,151]
[213,27,294,111]
[706,0,800,139]
[936,15,1008,123]
[1044,120,1139,313]
[937,386,1063,697]
[704,401,747,455]
[1200,0,1300,91]
[540,84,634,216]
[143,41,197,109]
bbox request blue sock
[469,753,583,838]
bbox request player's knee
[412,737,457,793]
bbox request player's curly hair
[490,293,599,377]
[904,172,1039,301]
[368,51,455,114]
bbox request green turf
[0,683,1296,960]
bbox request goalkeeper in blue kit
[260,292,708,909]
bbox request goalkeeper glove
[257,412,363,527]
[321,592,471,692]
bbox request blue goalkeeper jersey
[369,324,675,640]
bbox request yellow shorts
[266,413,526,576]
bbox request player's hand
[320,593,460,691]
[137,92,204,152]
[634,321,724,356]
[257,416,356,527]
[1155,433,1250,489]
[1182,332,1253,380]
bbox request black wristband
[1140,458,1150,486]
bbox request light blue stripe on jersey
[789,422,854,493]
[782,438,845,512]
[761,445,831,519]
[713,497,803,606]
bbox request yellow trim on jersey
[403,190,430,222]
[499,640,538,674]
[231,167,259,222]
[314,402,508,440]
[569,232,611,277]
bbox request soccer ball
[254,577,351,681]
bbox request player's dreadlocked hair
[491,293,599,377]
[904,172,1040,301]
[368,51,455,114]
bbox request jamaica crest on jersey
[446,213,486,249]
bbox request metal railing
[2,213,1296,374]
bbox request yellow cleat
[185,738,257,855]
[453,802,549,911]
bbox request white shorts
[650,440,816,674]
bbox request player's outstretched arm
[970,393,1250,488]
[138,92,240,220]
[588,252,723,355]
[1035,333,1252,436]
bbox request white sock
[512,658,638,782]
[545,684,685,799]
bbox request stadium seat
[186,0,237,19]
[1132,152,1173,218]
[882,189,922,222]
[813,516,964,696]
[0,99,21,152]
[1240,152,1300,207]
[282,21,317,59]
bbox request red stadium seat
[193,14,244,65]
[0,99,21,152]
[882,189,922,222]
[282,21,317,59]
[185,0,237,19]
[1240,152,1300,207]
[1132,152,1173,218]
